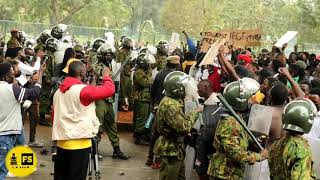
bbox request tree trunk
[49,0,58,25]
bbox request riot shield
[308,139,320,178]
[188,64,198,79]
[244,104,273,180]
[111,60,121,82]
[183,77,200,180]
[54,41,72,64]
[111,59,122,122]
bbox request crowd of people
[0,24,319,180]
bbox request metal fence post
[3,21,7,42]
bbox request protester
[6,47,46,147]
[52,61,115,180]
[1,23,320,179]
[0,62,42,178]
[181,51,196,74]
[54,47,75,77]
[194,80,220,180]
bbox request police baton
[217,94,264,151]
[112,55,132,80]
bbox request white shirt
[17,57,41,86]
[304,112,320,178]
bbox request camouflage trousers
[95,99,120,148]
[159,156,186,180]
[39,86,51,116]
[132,101,150,139]
[119,75,133,110]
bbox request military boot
[112,146,130,160]
[39,114,52,127]
[145,158,153,166]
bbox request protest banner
[200,29,262,52]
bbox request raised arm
[182,30,197,56]
[217,45,240,81]
[80,68,115,106]
[278,67,305,99]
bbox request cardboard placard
[274,31,298,48]
[169,32,180,53]
[199,38,226,66]
[200,29,262,52]
[274,31,298,58]
[104,32,115,46]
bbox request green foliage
[0,0,320,43]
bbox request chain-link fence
[0,20,172,46]
[301,43,320,55]
[1,20,320,54]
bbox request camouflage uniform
[155,53,167,71]
[92,62,120,148]
[39,49,55,117]
[153,96,199,180]
[7,36,22,48]
[34,43,46,53]
[132,67,152,140]
[207,116,264,180]
[269,134,315,180]
[117,48,133,110]
[88,49,98,67]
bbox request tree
[1,0,320,44]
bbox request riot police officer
[207,78,269,179]
[269,98,316,179]
[34,30,51,53]
[89,38,105,67]
[92,43,130,160]
[155,40,169,71]
[38,37,59,126]
[51,24,66,40]
[146,55,181,166]
[132,52,154,145]
[117,37,134,111]
[73,44,85,60]
[153,71,202,180]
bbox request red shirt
[208,66,222,93]
[51,75,115,122]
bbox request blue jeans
[0,135,17,180]
[15,128,25,146]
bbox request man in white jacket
[52,61,115,180]
[0,62,41,179]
